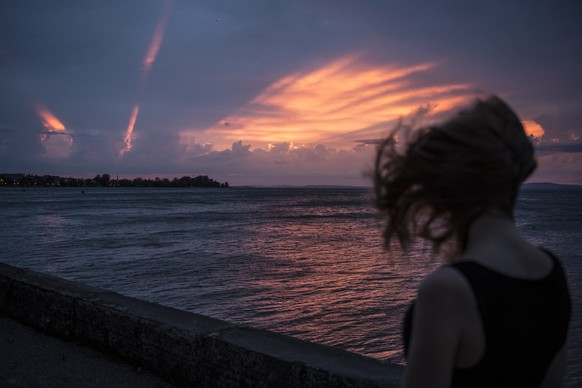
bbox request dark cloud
[140,139,375,186]
[536,143,582,155]
[535,111,582,143]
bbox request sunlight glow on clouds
[170,55,484,185]
[522,120,545,140]
[201,55,476,151]
[35,102,66,132]
[34,102,73,159]
[120,0,173,157]
[1,1,580,185]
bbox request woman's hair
[374,96,537,257]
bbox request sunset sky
[1,1,581,186]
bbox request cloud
[536,143,582,155]
[525,109,582,183]
[522,120,545,140]
[174,139,376,186]
[1,1,580,184]
[354,139,384,145]
[201,55,477,151]
[178,131,214,156]
[534,111,582,144]
[532,152,582,185]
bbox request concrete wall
[0,263,403,387]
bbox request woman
[373,96,571,387]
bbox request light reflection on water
[0,186,580,385]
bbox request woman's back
[403,245,570,386]
[403,213,571,387]
[449,250,570,386]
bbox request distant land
[221,182,581,190]
[0,173,229,188]
[1,173,580,190]
[522,182,582,190]
[239,184,368,189]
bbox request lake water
[1,186,580,385]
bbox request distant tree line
[0,173,229,188]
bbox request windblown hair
[374,96,537,258]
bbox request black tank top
[403,249,571,387]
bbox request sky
[1,0,581,186]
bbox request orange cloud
[142,0,172,79]
[120,104,140,156]
[203,55,476,150]
[34,102,66,132]
[522,120,545,139]
[33,102,73,159]
[121,0,172,157]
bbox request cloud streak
[121,0,173,156]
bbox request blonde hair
[374,96,537,257]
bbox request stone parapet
[0,263,402,387]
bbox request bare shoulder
[403,266,476,387]
[417,266,474,308]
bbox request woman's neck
[462,210,520,259]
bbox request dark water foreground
[0,186,580,385]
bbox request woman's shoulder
[417,266,475,309]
